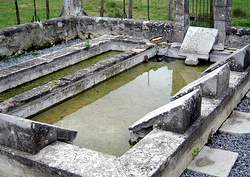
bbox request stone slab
[202,44,250,75]
[0,113,77,154]
[129,89,201,144]
[219,111,250,134]
[119,129,186,177]
[245,90,250,98]
[179,26,218,65]
[188,146,238,177]
[173,64,230,100]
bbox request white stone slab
[246,90,250,99]
[188,146,238,177]
[179,26,218,65]
[220,111,250,134]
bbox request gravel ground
[0,39,82,70]
[235,97,250,112]
[181,97,250,177]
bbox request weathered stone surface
[188,146,238,177]
[129,89,201,144]
[1,47,157,118]
[0,113,77,154]
[203,45,250,75]
[0,142,125,177]
[219,111,250,134]
[119,129,186,177]
[174,64,230,100]
[179,27,218,65]
[0,16,175,58]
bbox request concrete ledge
[202,44,250,75]
[129,89,201,144]
[0,113,77,154]
[119,129,186,177]
[173,64,230,100]
[0,46,157,118]
[0,142,125,177]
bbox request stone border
[0,16,174,58]
[0,45,156,118]
[0,45,249,177]
[0,35,150,93]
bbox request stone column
[213,0,231,50]
[174,0,190,42]
[62,0,86,16]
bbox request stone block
[188,146,238,177]
[174,64,230,99]
[202,45,250,74]
[120,129,186,177]
[0,113,77,154]
[219,111,250,134]
[129,89,201,144]
[214,7,227,21]
[179,27,218,65]
[214,0,229,7]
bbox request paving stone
[188,146,238,177]
[219,111,250,134]
[179,27,218,65]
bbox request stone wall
[0,16,175,58]
[0,16,78,58]
[226,26,250,48]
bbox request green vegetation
[192,147,200,159]
[0,0,249,28]
[0,50,121,101]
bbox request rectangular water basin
[32,59,209,156]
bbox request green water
[32,59,209,156]
[0,51,121,102]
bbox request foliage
[192,147,200,159]
[105,1,123,18]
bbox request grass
[0,0,249,28]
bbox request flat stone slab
[246,90,250,98]
[219,111,250,134]
[179,26,218,65]
[188,146,238,177]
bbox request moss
[0,50,121,101]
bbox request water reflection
[32,59,209,156]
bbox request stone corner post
[213,0,232,50]
[62,0,86,16]
[174,0,190,42]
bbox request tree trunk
[128,0,133,18]
[100,0,104,17]
[62,0,87,16]
[46,0,50,19]
[14,0,20,24]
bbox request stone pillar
[213,0,232,50]
[62,0,86,16]
[174,0,190,42]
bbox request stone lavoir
[0,7,249,177]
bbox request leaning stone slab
[179,26,218,65]
[0,113,77,154]
[129,89,201,144]
[202,44,250,75]
[173,64,230,100]
[188,146,238,177]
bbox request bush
[105,1,123,18]
[233,8,247,18]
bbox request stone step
[187,146,238,177]
[219,111,250,135]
